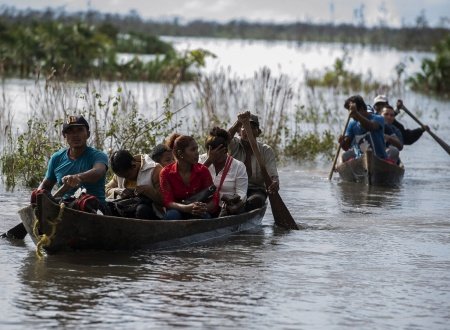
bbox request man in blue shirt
[339,95,387,161]
[38,115,109,202]
[2,115,108,239]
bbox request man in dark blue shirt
[339,95,387,161]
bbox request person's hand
[338,135,345,144]
[348,102,358,118]
[135,185,151,196]
[62,174,82,188]
[422,125,430,132]
[267,180,279,194]
[190,202,208,215]
[237,111,251,123]
[119,188,135,199]
[396,99,404,111]
[207,144,227,163]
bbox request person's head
[373,95,389,114]
[344,95,367,113]
[240,113,262,141]
[205,127,229,150]
[62,115,90,147]
[110,150,139,180]
[166,133,199,165]
[150,143,173,167]
[382,105,396,125]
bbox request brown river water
[1,131,449,329]
[1,39,449,329]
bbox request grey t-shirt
[228,137,278,191]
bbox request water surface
[1,38,449,329]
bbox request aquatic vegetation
[305,55,382,94]
[408,36,450,97]
[0,76,182,189]
[1,119,62,189]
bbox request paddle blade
[2,223,28,239]
[268,192,300,230]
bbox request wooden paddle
[328,112,352,180]
[1,184,70,240]
[240,115,299,230]
[399,103,450,156]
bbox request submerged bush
[306,55,382,94]
[1,119,63,189]
[408,36,450,97]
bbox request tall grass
[1,64,398,190]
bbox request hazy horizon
[0,0,449,28]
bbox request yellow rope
[33,203,66,259]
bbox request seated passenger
[382,105,403,164]
[150,143,174,167]
[159,134,216,220]
[201,127,248,216]
[373,95,428,145]
[107,150,163,219]
[339,95,387,162]
[227,111,279,211]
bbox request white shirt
[200,154,248,202]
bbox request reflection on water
[14,229,269,328]
[337,182,402,211]
[1,37,449,329]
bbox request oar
[1,184,69,239]
[328,112,352,180]
[399,103,450,156]
[240,116,299,230]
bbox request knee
[164,209,182,220]
[135,204,155,220]
[386,146,399,161]
[245,194,266,211]
[342,149,356,162]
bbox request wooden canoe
[18,193,267,254]
[336,150,405,186]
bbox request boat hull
[336,150,404,186]
[19,193,266,253]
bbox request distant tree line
[0,6,448,51]
[0,7,211,81]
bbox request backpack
[65,193,100,214]
[107,196,145,218]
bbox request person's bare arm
[385,134,403,150]
[62,163,107,188]
[37,178,56,191]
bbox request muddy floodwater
[1,38,450,329]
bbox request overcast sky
[1,0,449,27]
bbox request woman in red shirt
[160,133,216,220]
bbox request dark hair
[344,95,367,112]
[205,127,229,150]
[382,104,395,112]
[110,150,134,175]
[166,133,195,160]
[150,143,171,163]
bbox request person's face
[116,161,139,180]
[374,102,388,114]
[179,140,199,164]
[240,122,259,141]
[159,151,174,167]
[382,107,396,124]
[64,126,89,148]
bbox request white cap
[373,95,388,105]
